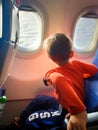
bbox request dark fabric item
[0,124,24,130]
[0,125,6,130]
[19,95,67,129]
[0,123,66,130]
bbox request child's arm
[67,111,87,130]
[51,74,86,114]
[78,61,98,78]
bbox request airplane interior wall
[1,0,98,125]
[4,0,98,100]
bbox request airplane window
[17,10,42,52]
[73,17,98,53]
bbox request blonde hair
[44,33,72,63]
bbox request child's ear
[69,51,74,58]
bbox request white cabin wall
[3,0,98,99]
[40,0,98,36]
[3,0,71,100]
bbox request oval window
[73,17,98,53]
[17,10,42,53]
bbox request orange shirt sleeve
[76,61,98,78]
[49,73,86,115]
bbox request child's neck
[56,60,69,66]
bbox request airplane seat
[92,49,98,67]
[0,40,16,89]
[84,49,98,128]
[0,0,19,90]
[84,49,98,113]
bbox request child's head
[44,33,73,65]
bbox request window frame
[15,4,47,59]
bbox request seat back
[0,0,19,86]
[84,49,98,113]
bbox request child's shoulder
[71,60,83,65]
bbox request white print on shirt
[28,110,61,121]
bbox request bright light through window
[73,17,98,53]
[17,10,42,52]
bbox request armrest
[64,112,98,128]
[87,112,98,127]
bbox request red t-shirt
[45,60,98,115]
